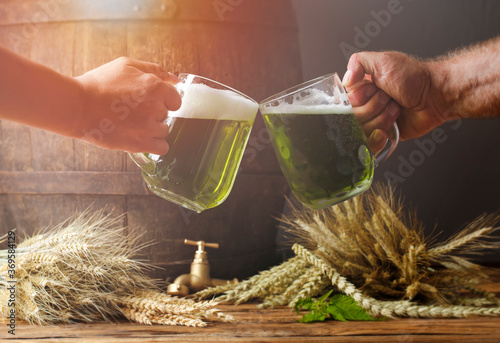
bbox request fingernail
[388,101,400,117]
[372,130,386,143]
[365,85,377,97]
[342,70,352,85]
[168,72,180,83]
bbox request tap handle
[184,239,219,252]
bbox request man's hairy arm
[430,36,500,120]
[343,36,500,150]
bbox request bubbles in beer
[261,87,373,210]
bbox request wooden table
[3,277,500,342]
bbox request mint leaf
[294,297,313,314]
[295,292,383,323]
[324,305,347,322]
[328,294,381,321]
[317,290,333,304]
[298,311,326,323]
[294,290,332,314]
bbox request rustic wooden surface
[2,273,500,342]
[2,305,500,342]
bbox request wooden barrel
[0,0,302,280]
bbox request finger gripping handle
[373,122,399,167]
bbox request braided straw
[293,243,500,319]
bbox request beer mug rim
[178,73,258,104]
[259,72,339,106]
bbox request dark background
[286,0,500,263]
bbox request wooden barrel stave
[0,0,301,280]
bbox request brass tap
[166,239,238,297]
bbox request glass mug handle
[372,122,400,167]
[129,152,150,167]
[129,152,163,176]
[129,82,185,175]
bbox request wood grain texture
[0,171,147,195]
[0,0,301,281]
[0,24,33,172]
[126,174,289,280]
[73,20,128,172]
[0,194,127,238]
[0,0,297,27]
[3,303,500,342]
[1,275,500,341]
[29,22,76,172]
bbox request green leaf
[324,304,348,322]
[298,311,326,323]
[295,292,383,323]
[294,290,332,314]
[294,297,312,314]
[317,289,333,304]
[328,294,381,321]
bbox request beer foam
[169,83,258,121]
[265,103,353,115]
[261,88,353,115]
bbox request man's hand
[343,51,446,152]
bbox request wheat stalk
[0,209,230,327]
[196,183,500,319]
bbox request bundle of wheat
[0,210,231,327]
[196,185,500,318]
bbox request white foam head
[261,88,353,115]
[169,83,258,121]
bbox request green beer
[131,80,258,212]
[142,117,253,211]
[262,104,374,210]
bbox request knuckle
[116,56,132,64]
[151,63,163,73]
[142,73,162,90]
[350,52,360,61]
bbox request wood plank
[0,194,126,238]
[0,171,148,195]
[72,21,128,172]
[0,0,297,28]
[0,120,33,172]
[124,20,201,172]
[29,22,76,171]
[0,24,34,172]
[0,0,175,25]
[0,171,287,196]
[2,304,500,342]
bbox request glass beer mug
[130,74,258,213]
[259,73,399,210]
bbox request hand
[343,51,446,152]
[75,57,182,154]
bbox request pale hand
[75,57,182,155]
